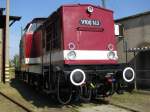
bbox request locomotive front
[57,4,135,103]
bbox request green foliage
[12,54,20,69]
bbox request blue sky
[0,0,150,59]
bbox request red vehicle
[18,4,135,104]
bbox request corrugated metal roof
[115,11,150,22]
[0,15,21,28]
[127,46,150,52]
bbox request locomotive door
[46,21,58,90]
[43,17,61,91]
[42,24,53,90]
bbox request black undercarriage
[16,64,134,104]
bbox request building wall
[116,13,150,90]
[116,13,150,63]
[136,51,150,89]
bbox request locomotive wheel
[105,83,115,96]
[79,84,92,102]
[115,81,125,94]
[102,79,119,97]
[57,72,72,104]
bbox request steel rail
[110,102,140,112]
[0,91,34,112]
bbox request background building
[115,11,150,90]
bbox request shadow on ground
[10,78,109,109]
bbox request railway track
[0,90,140,112]
[110,103,140,112]
[75,103,140,112]
[0,91,33,112]
[69,98,141,112]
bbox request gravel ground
[0,79,70,112]
[0,94,27,112]
[110,92,150,112]
[77,104,132,112]
[0,78,149,112]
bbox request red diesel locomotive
[18,4,135,104]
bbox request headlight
[87,6,93,13]
[67,51,76,60]
[68,42,76,50]
[107,51,115,60]
[108,43,114,51]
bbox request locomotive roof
[24,17,47,30]
[61,4,113,13]
[42,4,113,27]
[25,4,114,33]
[24,4,114,31]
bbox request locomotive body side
[42,10,64,68]
[27,29,43,74]
[19,18,47,79]
[20,27,33,72]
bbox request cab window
[28,23,41,32]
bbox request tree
[12,54,20,69]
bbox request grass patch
[110,92,150,112]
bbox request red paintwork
[22,30,42,59]
[62,4,117,64]
[24,33,33,58]
[31,30,42,58]
[64,60,117,65]
[20,18,46,65]
[21,4,118,66]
